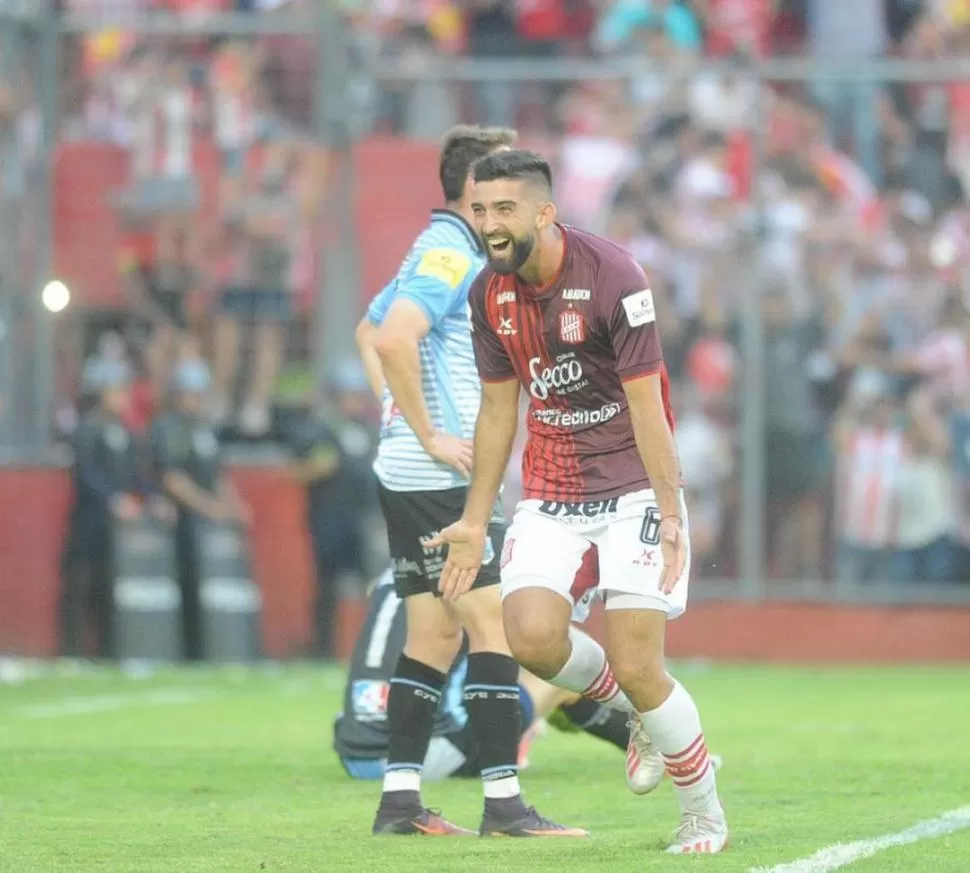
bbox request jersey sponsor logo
[562,288,591,301]
[532,402,622,429]
[538,498,620,519]
[496,290,516,305]
[497,316,517,336]
[351,679,390,722]
[414,247,472,289]
[559,310,586,345]
[622,289,655,327]
[528,353,587,400]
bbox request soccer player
[355,127,584,837]
[333,566,636,780]
[427,150,729,854]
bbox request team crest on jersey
[558,310,586,345]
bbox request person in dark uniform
[151,359,250,659]
[334,568,640,780]
[289,360,379,659]
[60,361,146,658]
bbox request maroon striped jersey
[469,225,675,502]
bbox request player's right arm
[429,274,520,600]
[462,378,520,530]
[357,327,387,402]
[369,247,475,476]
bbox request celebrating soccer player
[356,129,585,837]
[428,150,729,854]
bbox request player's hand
[658,516,687,595]
[424,520,486,602]
[424,432,474,478]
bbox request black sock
[560,698,630,751]
[381,654,446,805]
[463,652,522,801]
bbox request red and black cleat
[372,806,476,837]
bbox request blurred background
[0,0,969,665]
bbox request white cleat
[626,716,666,795]
[665,811,729,854]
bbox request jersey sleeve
[366,279,396,327]
[469,273,517,382]
[397,246,475,327]
[603,259,664,382]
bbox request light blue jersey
[367,210,485,492]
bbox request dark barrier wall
[2,468,970,662]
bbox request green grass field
[2,663,969,873]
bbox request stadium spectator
[760,280,825,580]
[831,368,904,585]
[805,0,888,185]
[288,360,379,659]
[893,384,958,583]
[151,359,251,659]
[952,385,970,582]
[60,361,146,659]
[211,139,303,436]
[466,0,520,126]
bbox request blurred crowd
[55,1,323,439]
[2,0,970,585]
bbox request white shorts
[500,489,690,619]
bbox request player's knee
[451,584,509,654]
[403,618,463,673]
[504,612,570,679]
[611,654,670,711]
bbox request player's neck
[519,225,564,290]
[445,200,475,228]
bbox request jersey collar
[431,209,483,254]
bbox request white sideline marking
[15,688,215,719]
[749,806,970,873]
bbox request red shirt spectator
[517,0,569,42]
[702,0,775,57]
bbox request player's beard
[484,233,535,275]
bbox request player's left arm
[607,278,682,523]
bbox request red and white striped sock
[550,627,633,712]
[639,680,721,816]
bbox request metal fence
[1,4,969,604]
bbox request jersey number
[364,592,402,669]
[640,507,661,546]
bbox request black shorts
[377,484,504,599]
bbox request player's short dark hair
[439,125,517,203]
[473,149,554,196]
